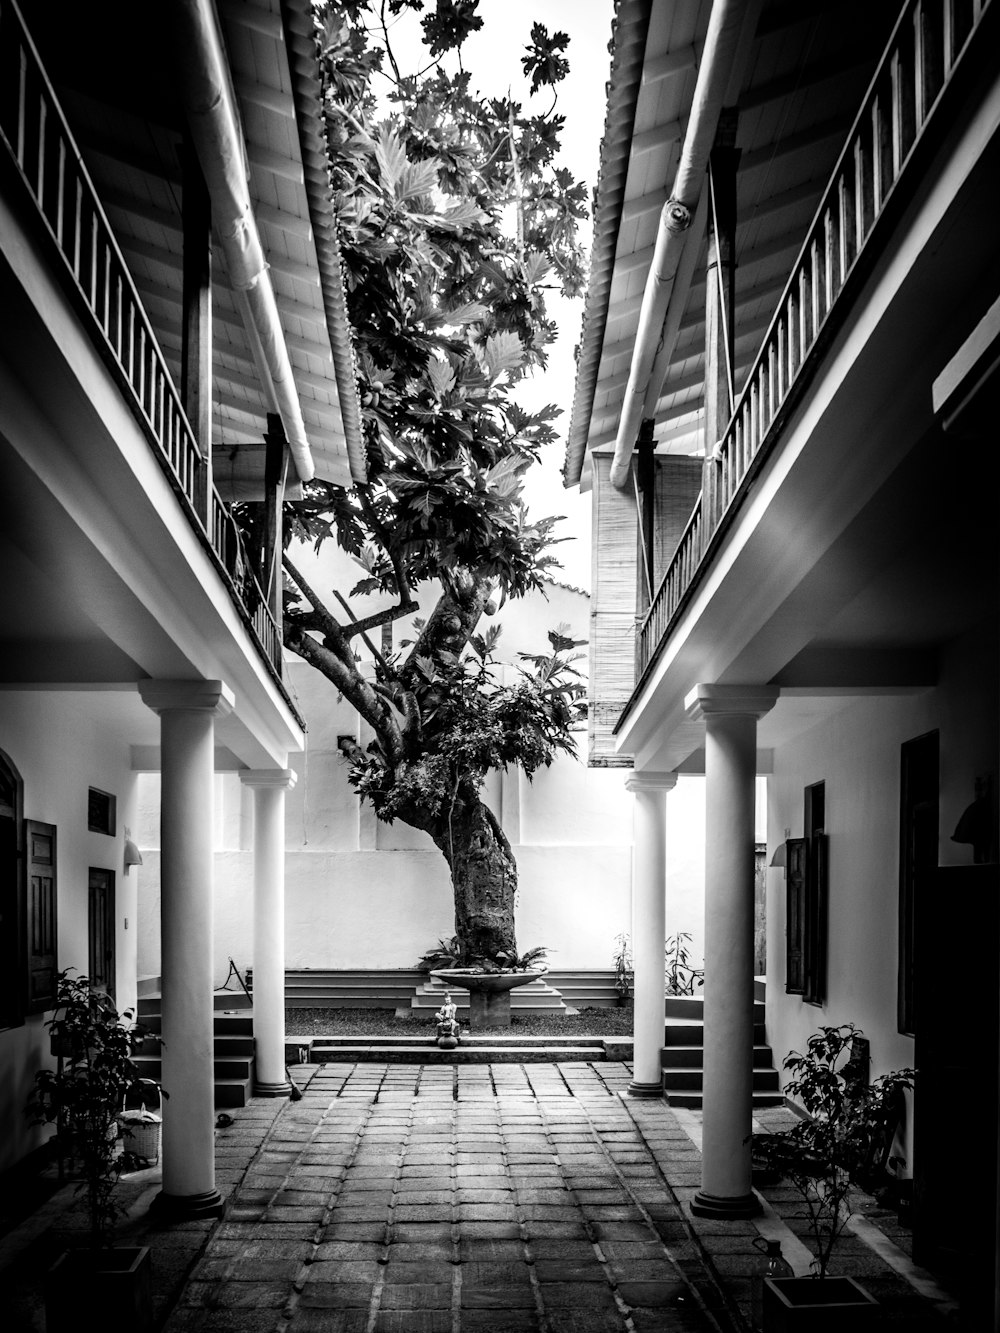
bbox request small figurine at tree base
[435,994,461,1049]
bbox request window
[898,732,939,1035]
[785,781,828,1004]
[87,787,116,835]
[26,821,58,1013]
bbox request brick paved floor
[162,1061,734,1333]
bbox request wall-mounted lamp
[769,828,791,867]
[123,827,143,874]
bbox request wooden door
[26,820,57,1013]
[87,868,115,999]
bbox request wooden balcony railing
[0,0,282,677]
[636,0,992,679]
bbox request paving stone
[287,1310,369,1333]
[314,1240,384,1261]
[393,1204,453,1223]
[297,1281,374,1309]
[461,1285,538,1308]
[382,1260,455,1284]
[458,1312,540,1332]
[378,1279,453,1311]
[391,1188,453,1205]
[537,1281,619,1310]
[372,1311,453,1332]
[209,1281,293,1308]
[390,1222,455,1241]
[191,1257,304,1281]
[532,1261,608,1283]
[306,1260,381,1282]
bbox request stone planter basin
[430,968,546,1027]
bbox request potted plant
[418,938,550,1027]
[752,1023,914,1329]
[26,969,160,1330]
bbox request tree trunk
[433,799,517,962]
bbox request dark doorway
[914,864,998,1328]
[88,868,115,999]
[898,731,939,1035]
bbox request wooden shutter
[785,837,806,993]
[804,832,828,1005]
[26,820,57,1013]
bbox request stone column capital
[139,680,235,718]
[625,770,678,794]
[684,683,778,722]
[239,768,297,791]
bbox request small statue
[435,992,461,1049]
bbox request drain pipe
[609,0,747,490]
[173,0,316,484]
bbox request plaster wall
[0,691,138,1174]
[764,622,997,1169]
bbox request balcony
[635,0,994,687]
[0,0,356,686]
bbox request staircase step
[138,991,251,1015]
[311,1044,605,1065]
[666,1088,785,1109]
[215,1077,253,1108]
[661,1066,780,1092]
[660,1044,774,1069]
[312,1034,604,1050]
[132,1057,254,1082]
[662,1020,766,1045]
[663,996,765,1021]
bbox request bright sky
[378,0,616,591]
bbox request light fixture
[769,828,791,867]
[123,827,143,874]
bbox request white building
[566,0,998,1322]
[0,0,362,1212]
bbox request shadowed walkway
[164,1061,730,1333]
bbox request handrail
[0,0,282,676]
[636,0,992,678]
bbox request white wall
[764,623,997,1170]
[0,691,139,1174]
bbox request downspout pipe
[174,0,316,484]
[609,0,746,490]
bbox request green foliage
[664,932,704,996]
[417,937,548,972]
[25,970,159,1245]
[612,932,632,999]
[347,623,585,826]
[752,1024,915,1277]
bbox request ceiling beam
[738,50,876,112]
[641,45,698,86]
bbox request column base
[690,1189,761,1220]
[254,1079,293,1098]
[150,1188,226,1222]
[625,1080,664,1099]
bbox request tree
[275,0,589,964]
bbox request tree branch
[358,486,414,607]
[282,553,354,664]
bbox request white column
[240,768,296,1096]
[626,771,677,1096]
[686,684,777,1219]
[139,679,233,1220]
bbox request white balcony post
[139,679,233,1220]
[240,768,296,1096]
[626,771,678,1096]
[686,685,777,1219]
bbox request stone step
[660,1044,774,1069]
[310,1034,606,1050]
[310,1044,607,1065]
[139,1011,255,1037]
[138,990,252,1014]
[666,1088,785,1109]
[661,1065,781,1092]
[132,1056,254,1082]
[410,976,568,1016]
[661,1019,767,1045]
[663,996,765,1021]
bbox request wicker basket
[119,1079,161,1164]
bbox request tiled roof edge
[281,0,367,485]
[563,0,653,489]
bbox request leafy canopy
[278,2,590,835]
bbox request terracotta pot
[46,1245,153,1331]
[762,1275,877,1330]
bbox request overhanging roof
[565,0,900,490]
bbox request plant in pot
[25,969,161,1330]
[751,1023,914,1330]
[417,938,550,1028]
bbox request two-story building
[566,0,998,1322]
[0,0,363,1217]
